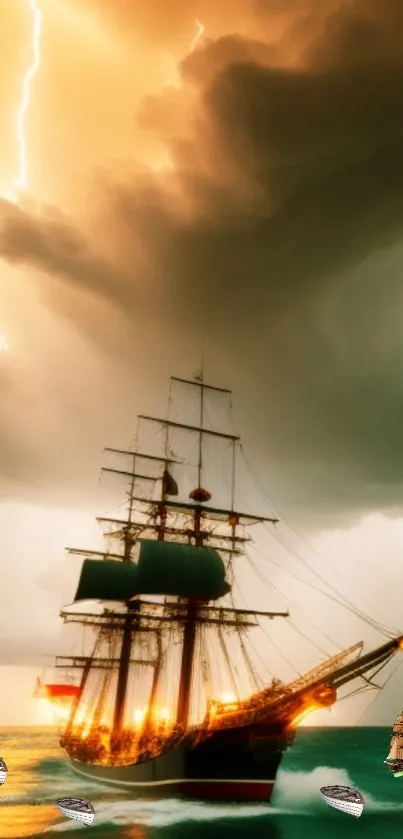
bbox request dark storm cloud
[0,199,129,304]
[2,0,403,517]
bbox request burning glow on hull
[133,706,172,727]
[290,703,323,728]
[218,692,237,704]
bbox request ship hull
[67,724,289,802]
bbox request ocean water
[0,726,401,838]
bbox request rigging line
[270,522,399,636]
[200,627,211,694]
[247,552,336,651]
[239,562,300,676]
[336,685,375,703]
[264,514,391,630]
[244,550,339,652]
[230,587,261,689]
[259,620,301,678]
[217,626,240,699]
[287,617,332,660]
[356,660,403,724]
[339,652,398,704]
[251,533,395,638]
[243,633,270,683]
[231,579,274,680]
[247,545,395,639]
[240,450,398,632]
[239,442,396,628]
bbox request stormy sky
[2,0,403,725]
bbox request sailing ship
[384,711,403,777]
[319,785,364,818]
[50,372,403,802]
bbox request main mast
[176,371,206,729]
[111,453,138,741]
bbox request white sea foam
[50,796,273,831]
[274,766,403,814]
[47,764,403,831]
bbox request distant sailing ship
[384,711,403,777]
[42,372,403,802]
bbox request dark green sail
[74,559,139,602]
[73,541,230,602]
[136,540,230,600]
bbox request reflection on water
[0,803,60,838]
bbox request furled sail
[74,541,230,602]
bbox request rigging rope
[248,539,395,639]
[266,523,398,637]
[230,588,261,690]
[217,626,240,699]
[245,552,339,653]
[238,442,400,636]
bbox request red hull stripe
[181,780,274,801]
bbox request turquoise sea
[0,726,401,838]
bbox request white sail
[387,738,399,760]
[386,734,403,760]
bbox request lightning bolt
[165,19,206,90]
[15,0,43,193]
[190,19,205,52]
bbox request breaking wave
[274,766,403,814]
[42,765,401,832]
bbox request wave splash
[34,763,403,831]
[274,765,403,814]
